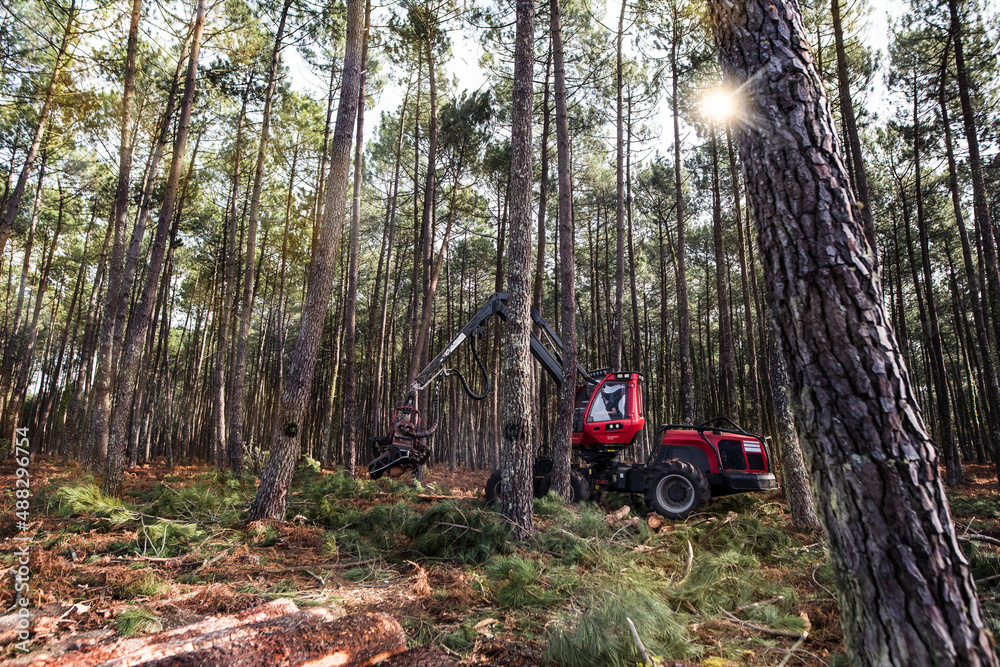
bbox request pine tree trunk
[500,0,535,540]
[9,189,64,437]
[710,129,735,419]
[911,85,961,486]
[104,0,207,497]
[671,0,693,423]
[550,0,576,500]
[367,83,410,443]
[708,2,997,663]
[87,0,157,470]
[726,124,760,433]
[342,0,370,477]
[611,0,626,370]
[939,56,1000,472]
[214,89,250,472]
[229,0,293,475]
[0,159,44,424]
[768,332,820,531]
[830,0,875,260]
[248,0,366,521]
[943,11,1000,483]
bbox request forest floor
[1,457,999,666]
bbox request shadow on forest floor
[1,457,998,666]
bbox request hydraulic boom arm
[368,292,589,478]
[409,292,589,396]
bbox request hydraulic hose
[452,333,491,400]
[408,382,441,438]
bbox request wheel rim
[655,474,695,514]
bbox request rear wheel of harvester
[485,470,502,505]
[538,470,591,503]
[645,460,711,520]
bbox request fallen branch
[735,595,785,613]
[434,522,482,533]
[697,511,737,546]
[194,547,232,573]
[959,534,1000,548]
[720,609,807,639]
[776,631,810,667]
[415,494,464,501]
[626,617,651,666]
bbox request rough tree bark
[248,0,366,521]
[708,1,996,664]
[500,0,535,539]
[549,0,576,500]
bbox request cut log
[15,600,408,667]
[647,514,663,531]
[604,505,631,525]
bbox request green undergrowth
[115,607,162,637]
[38,465,835,665]
[403,500,513,563]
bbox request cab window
[587,381,628,423]
[573,381,599,432]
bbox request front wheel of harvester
[645,460,711,520]
[538,470,592,503]
[485,471,502,505]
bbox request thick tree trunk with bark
[249,0,366,521]
[549,0,576,500]
[500,0,535,539]
[708,2,997,664]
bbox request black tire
[485,470,502,505]
[537,470,592,503]
[645,459,711,520]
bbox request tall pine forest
[4,0,1000,662]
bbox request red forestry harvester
[368,292,778,519]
